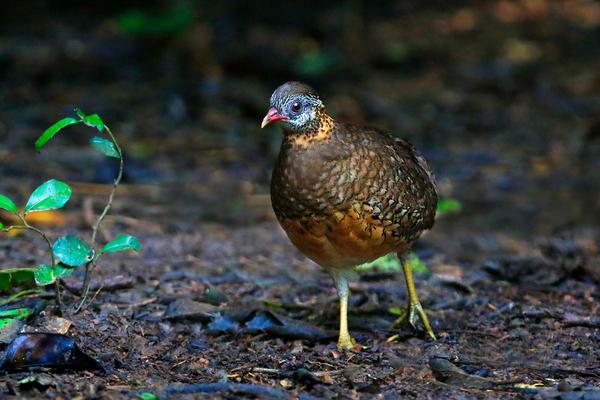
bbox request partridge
[261,82,438,350]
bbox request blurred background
[1,0,599,238]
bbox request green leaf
[75,108,104,132]
[356,253,401,272]
[437,198,463,214]
[54,263,74,278]
[0,306,35,333]
[0,318,19,331]
[118,6,193,37]
[137,392,158,400]
[103,234,141,253]
[35,117,80,150]
[0,307,34,320]
[0,222,3,229]
[295,50,334,76]
[53,235,93,267]
[24,179,72,214]
[34,264,55,285]
[0,194,18,213]
[0,300,45,332]
[388,306,404,316]
[90,136,120,158]
[0,268,36,291]
[407,253,429,274]
[34,263,74,286]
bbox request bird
[261,81,438,350]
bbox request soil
[1,2,600,399]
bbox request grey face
[269,82,324,132]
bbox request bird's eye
[291,102,302,113]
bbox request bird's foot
[390,301,436,340]
[337,333,357,351]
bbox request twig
[161,383,321,400]
[75,125,123,313]
[251,367,280,375]
[563,316,600,328]
[86,283,104,307]
[64,275,134,294]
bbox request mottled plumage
[262,81,438,349]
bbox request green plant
[137,391,158,400]
[0,109,140,313]
[356,252,429,274]
[437,198,463,214]
[356,198,462,274]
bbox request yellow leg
[333,273,356,350]
[392,254,436,340]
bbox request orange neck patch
[286,110,335,147]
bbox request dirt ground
[1,2,600,399]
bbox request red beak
[261,107,288,128]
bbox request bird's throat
[284,112,335,147]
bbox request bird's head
[261,81,325,133]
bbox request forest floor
[1,2,600,399]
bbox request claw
[337,334,356,351]
[390,301,436,340]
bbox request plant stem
[0,288,44,306]
[16,215,56,268]
[75,125,123,313]
[91,126,123,245]
[12,215,63,314]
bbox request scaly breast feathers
[279,204,410,270]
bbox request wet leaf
[103,234,141,253]
[35,117,80,150]
[164,299,217,322]
[53,235,93,267]
[24,179,72,214]
[90,136,119,158]
[207,314,239,333]
[2,333,103,371]
[246,311,280,331]
[429,356,495,390]
[245,311,332,342]
[75,108,104,132]
[0,194,18,213]
[44,316,73,334]
[291,368,322,386]
[0,268,36,291]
